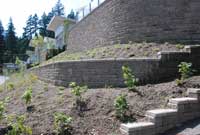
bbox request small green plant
[0,101,5,121]
[22,87,32,105]
[54,112,72,135]
[58,86,65,95]
[176,44,184,50]
[152,47,160,52]
[176,62,194,86]
[178,62,193,80]
[69,82,87,100]
[114,94,129,120]
[122,65,138,91]
[69,82,88,110]
[59,86,65,91]
[7,83,14,91]
[15,57,26,74]
[7,115,32,135]
[29,74,38,82]
[43,83,48,91]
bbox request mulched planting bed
[0,74,199,135]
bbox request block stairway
[120,88,200,135]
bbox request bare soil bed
[0,73,200,135]
[43,43,185,65]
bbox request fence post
[82,8,85,18]
[89,3,92,12]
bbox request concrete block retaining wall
[67,0,200,52]
[120,88,200,135]
[31,45,200,88]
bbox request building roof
[47,16,76,31]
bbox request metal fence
[76,0,106,21]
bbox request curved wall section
[68,0,200,52]
[31,46,200,88]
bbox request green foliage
[7,115,32,135]
[54,112,72,135]
[176,44,184,50]
[176,62,194,86]
[114,94,129,120]
[178,62,193,80]
[69,82,87,99]
[43,83,48,91]
[0,101,5,121]
[69,82,88,110]
[15,57,26,73]
[22,87,32,105]
[7,82,14,91]
[29,73,38,82]
[122,65,138,91]
[59,86,65,91]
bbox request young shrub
[54,112,72,135]
[43,83,48,91]
[122,65,138,91]
[7,83,14,91]
[178,62,193,80]
[114,94,129,121]
[176,44,184,50]
[7,115,32,135]
[15,57,26,74]
[69,82,88,111]
[0,101,5,121]
[22,87,32,105]
[176,62,194,86]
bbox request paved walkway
[163,118,200,135]
[0,76,8,85]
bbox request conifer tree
[0,20,5,63]
[5,18,18,62]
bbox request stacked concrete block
[187,88,200,101]
[120,88,200,135]
[145,109,177,134]
[120,122,155,135]
[168,97,199,123]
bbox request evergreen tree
[39,12,48,37]
[24,15,33,40]
[32,14,39,36]
[5,18,18,62]
[38,11,54,38]
[52,0,65,16]
[67,9,76,20]
[0,20,5,64]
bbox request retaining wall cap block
[120,122,155,132]
[146,109,177,118]
[169,97,198,105]
[188,88,200,94]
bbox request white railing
[76,0,106,21]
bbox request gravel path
[163,118,200,135]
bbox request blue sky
[0,0,90,36]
